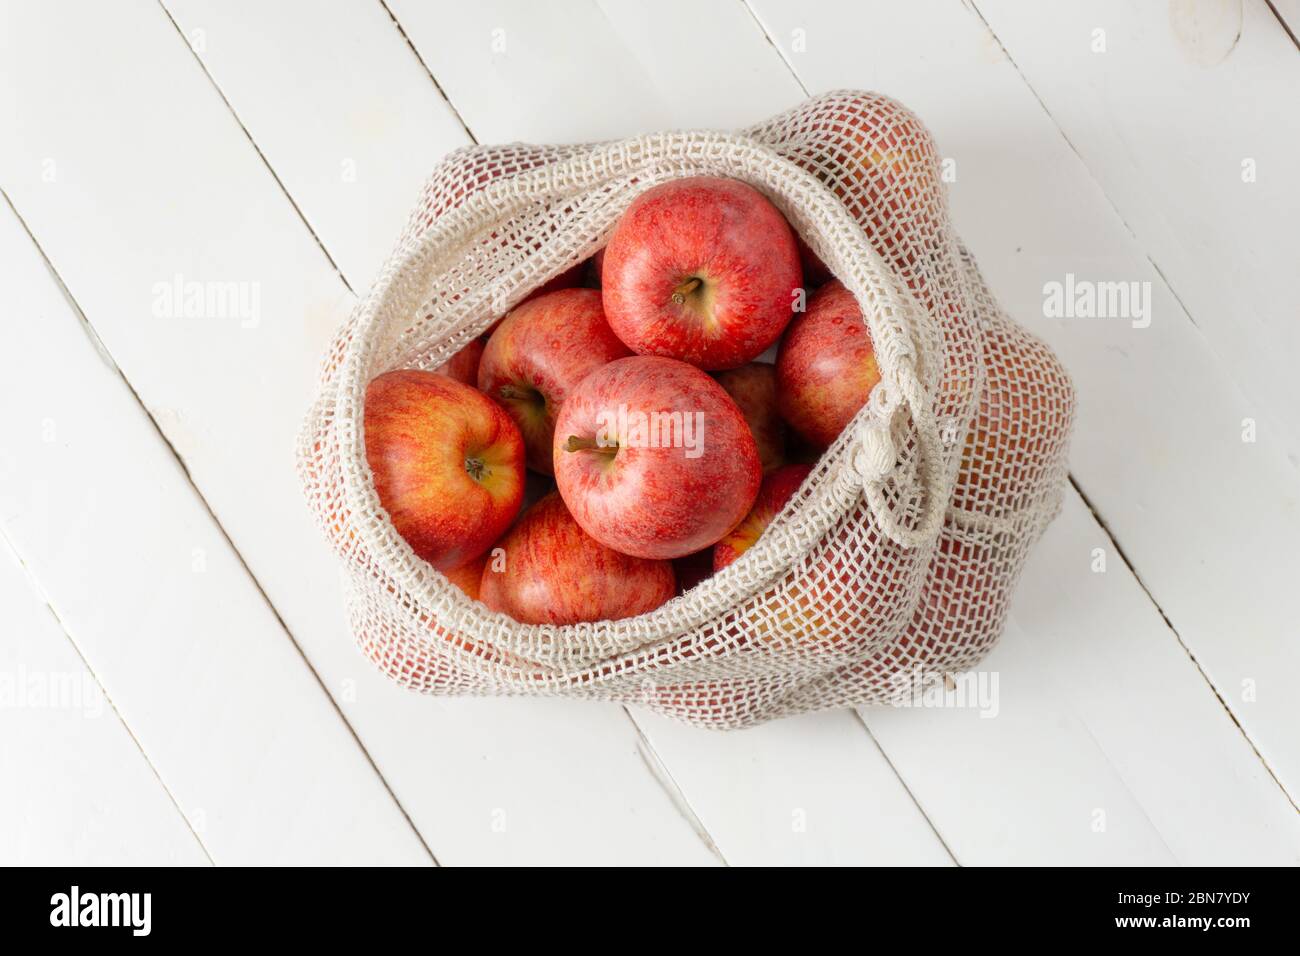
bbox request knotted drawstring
[851,355,946,551]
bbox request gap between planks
[1265,0,1300,49]
[739,0,1298,819]
[374,0,961,861]
[961,0,1300,810]
[625,706,730,865]
[848,709,960,864]
[1070,476,1298,812]
[0,520,215,866]
[151,0,728,865]
[740,0,810,98]
[377,0,481,143]
[2,186,216,866]
[155,0,353,295]
[0,183,439,867]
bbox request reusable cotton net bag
[298,91,1074,730]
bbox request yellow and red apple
[364,369,525,571]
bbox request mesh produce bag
[298,91,1075,729]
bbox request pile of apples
[364,175,884,626]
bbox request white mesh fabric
[297,91,1075,729]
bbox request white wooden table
[2,0,1297,866]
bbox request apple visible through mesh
[297,91,1075,729]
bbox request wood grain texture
[0,546,210,866]
[386,0,966,863]
[749,0,1300,861]
[145,0,960,865]
[1,0,1295,864]
[162,0,471,290]
[0,195,429,865]
[0,0,717,866]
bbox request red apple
[866,533,1003,683]
[433,338,484,386]
[418,151,553,226]
[700,459,919,652]
[362,631,459,691]
[602,176,802,370]
[364,370,525,570]
[478,288,631,473]
[832,120,933,242]
[480,493,675,625]
[776,279,882,448]
[713,464,812,570]
[552,355,762,559]
[713,362,787,473]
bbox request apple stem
[497,385,537,404]
[671,276,703,304]
[564,435,618,456]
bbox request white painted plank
[389,0,1266,865]
[384,0,957,865]
[867,492,1300,865]
[1017,493,1300,864]
[0,197,428,865]
[148,0,953,864]
[0,543,210,866]
[8,0,1289,866]
[0,0,718,865]
[865,631,1176,865]
[750,0,1300,845]
[971,0,1300,457]
[384,0,806,142]
[630,708,954,865]
[1266,0,1300,44]
[162,0,470,290]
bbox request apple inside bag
[298,90,1074,728]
